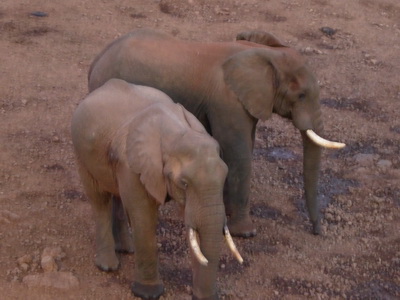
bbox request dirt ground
[1,0,399,299]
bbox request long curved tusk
[306,129,346,149]
[223,226,244,264]
[188,228,208,266]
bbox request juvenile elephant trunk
[188,202,225,300]
[301,116,323,234]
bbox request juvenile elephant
[88,29,345,236]
[71,79,242,300]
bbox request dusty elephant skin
[71,79,229,299]
[88,29,344,236]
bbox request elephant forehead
[171,131,216,151]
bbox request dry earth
[1,0,399,299]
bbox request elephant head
[223,33,345,234]
[127,103,242,299]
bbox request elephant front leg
[130,199,164,299]
[211,115,257,238]
[224,157,256,238]
[119,173,164,299]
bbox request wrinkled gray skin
[71,79,228,300]
[88,29,324,236]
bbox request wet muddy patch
[330,138,399,168]
[319,169,359,203]
[321,97,388,121]
[253,147,300,162]
[330,140,377,159]
[292,168,359,216]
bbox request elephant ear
[126,113,167,204]
[175,103,207,134]
[236,30,286,47]
[222,49,278,121]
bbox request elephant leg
[210,113,257,238]
[224,157,256,238]
[118,171,164,299]
[78,166,119,271]
[112,196,135,253]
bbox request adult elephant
[88,29,345,236]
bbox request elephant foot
[227,216,256,238]
[95,251,120,272]
[115,234,135,253]
[131,281,164,299]
[192,293,219,300]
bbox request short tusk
[223,225,244,264]
[306,129,346,149]
[188,228,208,266]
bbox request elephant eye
[298,93,306,101]
[179,178,188,189]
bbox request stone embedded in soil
[22,271,79,289]
[42,246,65,260]
[39,246,65,272]
[41,255,58,272]
[17,254,33,266]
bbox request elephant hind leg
[112,195,135,253]
[78,165,119,271]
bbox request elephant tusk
[223,225,244,264]
[306,129,346,149]
[188,228,208,266]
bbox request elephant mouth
[305,129,346,149]
[188,226,243,266]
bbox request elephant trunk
[187,200,225,300]
[301,110,323,235]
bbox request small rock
[301,47,323,55]
[41,255,58,272]
[369,58,379,65]
[20,263,29,272]
[17,254,33,266]
[320,27,337,37]
[22,272,79,289]
[42,246,65,260]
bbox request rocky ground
[0,0,399,299]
